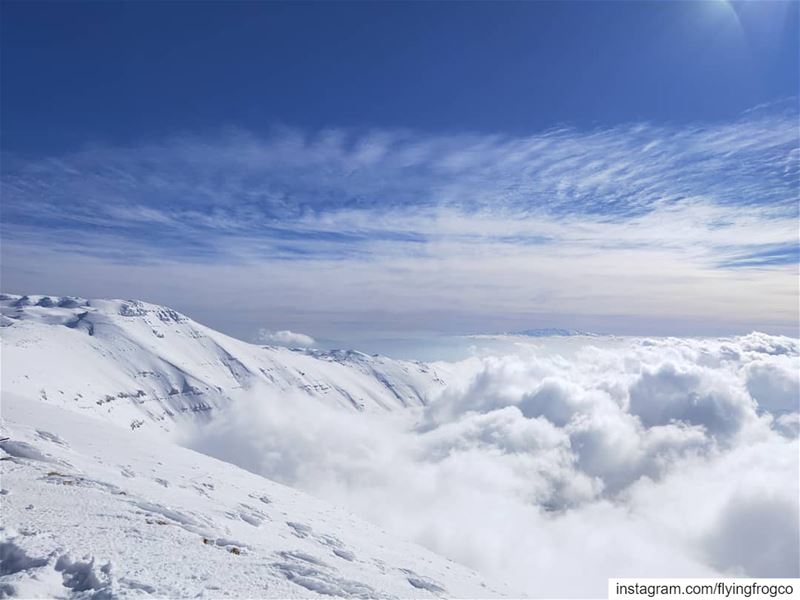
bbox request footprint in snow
[120,578,157,594]
[399,569,447,594]
[35,430,68,447]
[317,534,356,562]
[286,521,312,539]
[272,551,388,600]
[248,492,271,505]
[332,548,356,562]
[236,504,267,527]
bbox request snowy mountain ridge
[0,293,449,435]
[0,293,514,598]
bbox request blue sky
[1,1,798,351]
[2,1,798,152]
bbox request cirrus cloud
[1,101,797,341]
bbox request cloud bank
[2,102,797,340]
[183,333,800,597]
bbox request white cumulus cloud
[182,333,799,597]
[257,329,316,347]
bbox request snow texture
[0,393,510,598]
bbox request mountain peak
[1,292,447,434]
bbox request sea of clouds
[184,333,799,597]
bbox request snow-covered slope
[0,294,447,435]
[0,294,517,597]
[0,392,511,598]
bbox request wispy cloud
[717,243,800,268]
[1,101,797,338]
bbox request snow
[0,392,512,598]
[0,293,514,597]
[4,292,796,596]
[0,294,449,436]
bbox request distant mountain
[0,293,449,435]
[512,328,598,337]
[470,327,599,338]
